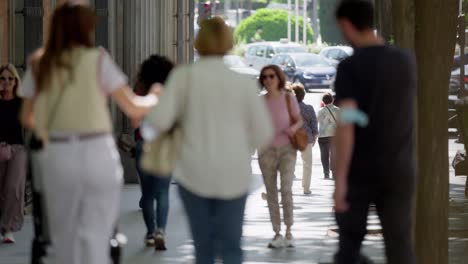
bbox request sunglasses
[261,74,276,80]
[0,77,14,81]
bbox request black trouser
[335,183,416,264]
[318,137,335,178]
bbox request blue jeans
[135,141,171,235]
[178,185,247,264]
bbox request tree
[392,0,458,263]
[234,8,313,43]
[318,0,344,45]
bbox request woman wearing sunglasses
[0,64,26,244]
[258,65,303,248]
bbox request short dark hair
[322,93,333,105]
[259,64,287,90]
[136,55,174,95]
[335,0,374,31]
[290,83,305,102]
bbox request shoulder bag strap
[285,92,295,125]
[325,105,337,123]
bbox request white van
[244,40,307,70]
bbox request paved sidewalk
[0,141,467,264]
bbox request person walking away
[317,93,339,179]
[333,1,417,264]
[144,17,273,264]
[0,64,27,244]
[134,55,174,250]
[258,65,303,248]
[19,4,158,264]
[291,83,318,195]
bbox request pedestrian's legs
[40,143,84,264]
[79,136,122,264]
[376,190,416,264]
[329,137,336,177]
[278,145,296,231]
[213,194,247,264]
[135,141,157,235]
[154,176,171,231]
[178,185,215,264]
[258,148,281,234]
[318,137,330,178]
[334,198,370,264]
[301,143,313,193]
[0,145,27,233]
[140,173,157,235]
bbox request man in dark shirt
[332,1,417,264]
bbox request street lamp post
[295,0,299,43]
[303,0,307,46]
[288,0,291,41]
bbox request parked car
[453,53,468,70]
[319,46,353,67]
[223,55,259,79]
[244,40,307,70]
[272,53,336,91]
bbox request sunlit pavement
[1,92,467,264]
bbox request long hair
[0,64,21,98]
[34,3,97,93]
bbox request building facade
[1,0,195,181]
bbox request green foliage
[318,0,344,45]
[234,8,314,44]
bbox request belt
[49,132,110,143]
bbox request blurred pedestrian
[318,93,339,179]
[19,4,158,264]
[290,83,318,195]
[0,64,26,244]
[258,65,303,248]
[134,55,174,250]
[145,17,273,264]
[251,26,264,43]
[333,1,417,264]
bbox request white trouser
[301,143,313,192]
[35,134,123,264]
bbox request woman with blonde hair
[20,3,157,264]
[145,17,273,264]
[0,64,26,244]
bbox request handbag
[140,73,189,176]
[141,124,182,176]
[285,94,309,151]
[0,142,12,161]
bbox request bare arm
[110,84,159,122]
[20,99,35,129]
[333,99,357,213]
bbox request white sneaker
[268,234,284,248]
[3,232,15,244]
[144,233,155,246]
[154,230,167,251]
[285,232,295,248]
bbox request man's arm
[333,99,357,213]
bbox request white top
[146,57,274,199]
[20,49,127,98]
[318,104,340,138]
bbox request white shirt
[318,104,340,138]
[146,57,273,199]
